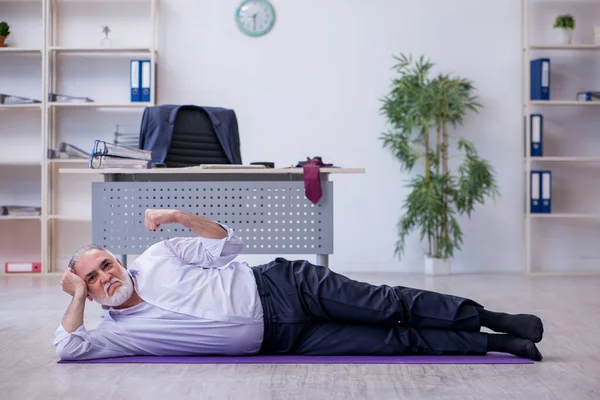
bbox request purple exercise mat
[59,352,533,364]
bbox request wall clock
[235,0,276,37]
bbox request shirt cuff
[54,323,88,346]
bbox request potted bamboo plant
[0,22,10,47]
[553,14,575,44]
[380,54,499,275]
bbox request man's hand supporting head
[60,268,88,333]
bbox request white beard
[91,265,134,307]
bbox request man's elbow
[55,346,78,361]
[54,341,91,361]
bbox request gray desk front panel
[92,181,333,255]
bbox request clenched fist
[62,268,88,299]
[144,209,181,231]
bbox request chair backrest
[164,107,230,168]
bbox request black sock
[477,308,544,343]
[487,334,543,361]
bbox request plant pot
[554,28,573,45]
[424,256,450,276]
[0,36,7,47]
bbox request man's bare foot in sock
[478,308,544,343]
[487,334,543,361]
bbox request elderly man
[55,209,544,361]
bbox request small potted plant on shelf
[553,14,575,45]
[0,21,10,47]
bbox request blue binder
[540,170,552,213]
[130,60,141,102]
[530,114,543,157]
[530,171,541,213]
[140,60,151,102]
[530,58,550,100]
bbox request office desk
[60,167,365,267]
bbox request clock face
[235,0,275,37]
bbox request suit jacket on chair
[139,104,243,165]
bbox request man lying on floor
[54,208,544,361]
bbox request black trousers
[251,258,488,356]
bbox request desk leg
[105,173,129,267]
[118,254,128,268]
[317,254,329,268]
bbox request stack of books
[48,93,93,103]
[113,125,140,148]
[0,94,41,104]
[47,142,90,160]
[89,140,152,169]
[1,206,41,216]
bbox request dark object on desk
[251,162,275,168]
[139,105,242,168]
[296,156,329,168]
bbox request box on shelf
[577,91,600,101]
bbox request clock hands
[251,13,257,31]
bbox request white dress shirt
[54,224,264,361]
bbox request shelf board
[527,157,600,162]
[0,104,42,109]
[0,161,42,166]
[529,213,600,219]
[49,46,153,55]
[0,215,41,221]
[48,159,88,164]
[0,48,42,54]
[529,100,600,106]
[528,44,600,50]
[48,102,151,108]
[48,215,91,222]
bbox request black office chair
[139,104,242,168]
[165,107,229,167]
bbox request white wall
[5,0,599,273]
[155,0,524,273]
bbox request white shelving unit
[0,0,159,274]
[44,0,159,273]
[0,0,46,274]
[522,0,600,275]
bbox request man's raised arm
[144,208,244,268]
[145,209,227,239]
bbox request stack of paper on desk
[89,140,152,169]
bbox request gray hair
[68,244,116,272]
